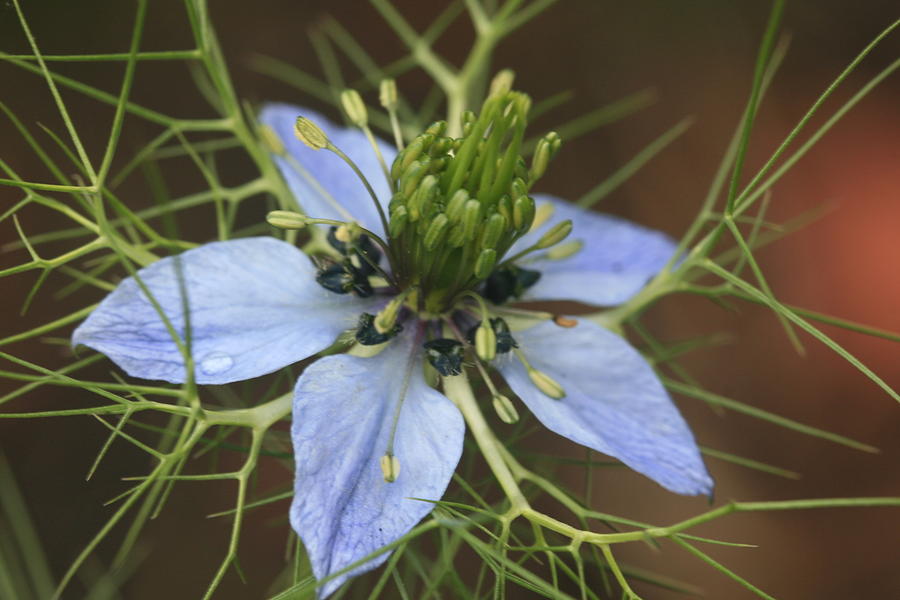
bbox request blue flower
[72,99,712,597]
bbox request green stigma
[387,88,560,313]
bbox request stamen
[294,117,329,149]
[341,88,392,186]
[545,239,583,260]
[492,394,520,424]
[266,211,393,258]
[530,202,555,232]
[497,218,573,267]
[474,319,497,361]
[379,79,405,151]
[443,313,520,424]
[374,288,415,333]
[529,131,561,182]
[381,326,423,483]
[259,124,285,155]
[281,151,356,222]
[380,453,400,483]
[514,348,565,400]
[489,69,516,97]
[535,219,573,249]
[293,116,391,238]
[455,292,518,361]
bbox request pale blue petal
[496,319,712,496]
[513,195,677,306]
[291,330,464,598]
[260,103,396,236]
[72,238,377,385]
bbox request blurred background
[1,1,898,598]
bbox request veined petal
[291,330,464,598]
[72,237,376,385]
[515,194,677,306]
[260,103,396,236]
[496,319,712,496]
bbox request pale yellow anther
[474,321,497,362]
[259,125,285,155]
[266,210,308,230]
[294,116,329,150]
[341,89,368,128]
[489,69,516,98]
[528,368,565,400]
[379,79,398,109]
[335,222,362,244]
[492,394,520,424]
[380,453,401,483]
[535,219,572,249]
[530,202,555,232]
[547,239,583,260]
[374,297,402,334]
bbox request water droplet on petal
[199,352,233,375]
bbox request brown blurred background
[1,1,898,598]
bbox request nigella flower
[72,87,712,597]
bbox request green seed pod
[474,248,498,279]
[424,213,450,250]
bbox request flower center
[385,89,560,313]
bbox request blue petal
[291,330,465,598]
[496,319,712,496]
[260,103,396,237]
[72,238,377,385]
[513,195,677,306]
